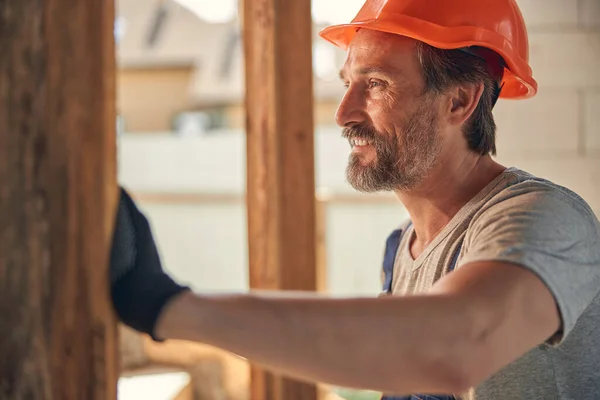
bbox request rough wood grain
[243,0,319,399]
[0,0,118,399]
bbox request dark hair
[415,42,503,156]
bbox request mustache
[341,124,379,141]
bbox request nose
[335,85,367,127]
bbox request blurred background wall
[114,1,599,398]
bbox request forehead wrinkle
[339,63,403,81]
[347,31,419,65]
[340,39,416,83]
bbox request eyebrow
[338,66,394,81]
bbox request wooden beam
[243,0,319,399]
[316,201,328,293]
[0,0,118,399]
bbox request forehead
[341,29,422,78]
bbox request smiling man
[110,0,600,399]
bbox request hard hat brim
[319,15,538,100]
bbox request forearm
[155,291,473,394]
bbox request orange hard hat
[319,0,537,99]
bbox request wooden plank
[243,0,319,399]
[316,201,328,293]
[0,0,118,399]
[173,382,194,400]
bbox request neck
[395,154,506,250]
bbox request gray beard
[345,106,441,193]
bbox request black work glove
[110,187,189,340]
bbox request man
[110,0,600,399]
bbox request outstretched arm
[154,261,558,395]
[111,188,560,395]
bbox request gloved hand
[110,187,189,340]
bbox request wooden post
[315,200,328,293]
[243,0,318,399]
[0,0,118,399]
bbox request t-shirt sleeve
[460,182,600,345]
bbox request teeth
[352,139,371,146]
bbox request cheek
[366,97,400,135]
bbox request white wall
[118,129,410,295]
[117,0,600,296]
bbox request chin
[350,154,377,168]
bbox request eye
[368,79,384,89]
[342,81,350,89]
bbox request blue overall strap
[381,226,406,293]
[380,232,464,400]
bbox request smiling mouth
[350,138,374,147]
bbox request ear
[446,82,484,126]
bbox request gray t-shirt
[389,167,600,399]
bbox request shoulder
[462,169,600,262]
[473,169,598,233]
[460,169,600,343]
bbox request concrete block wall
[117,0,600,295]
[491,0,600,216]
